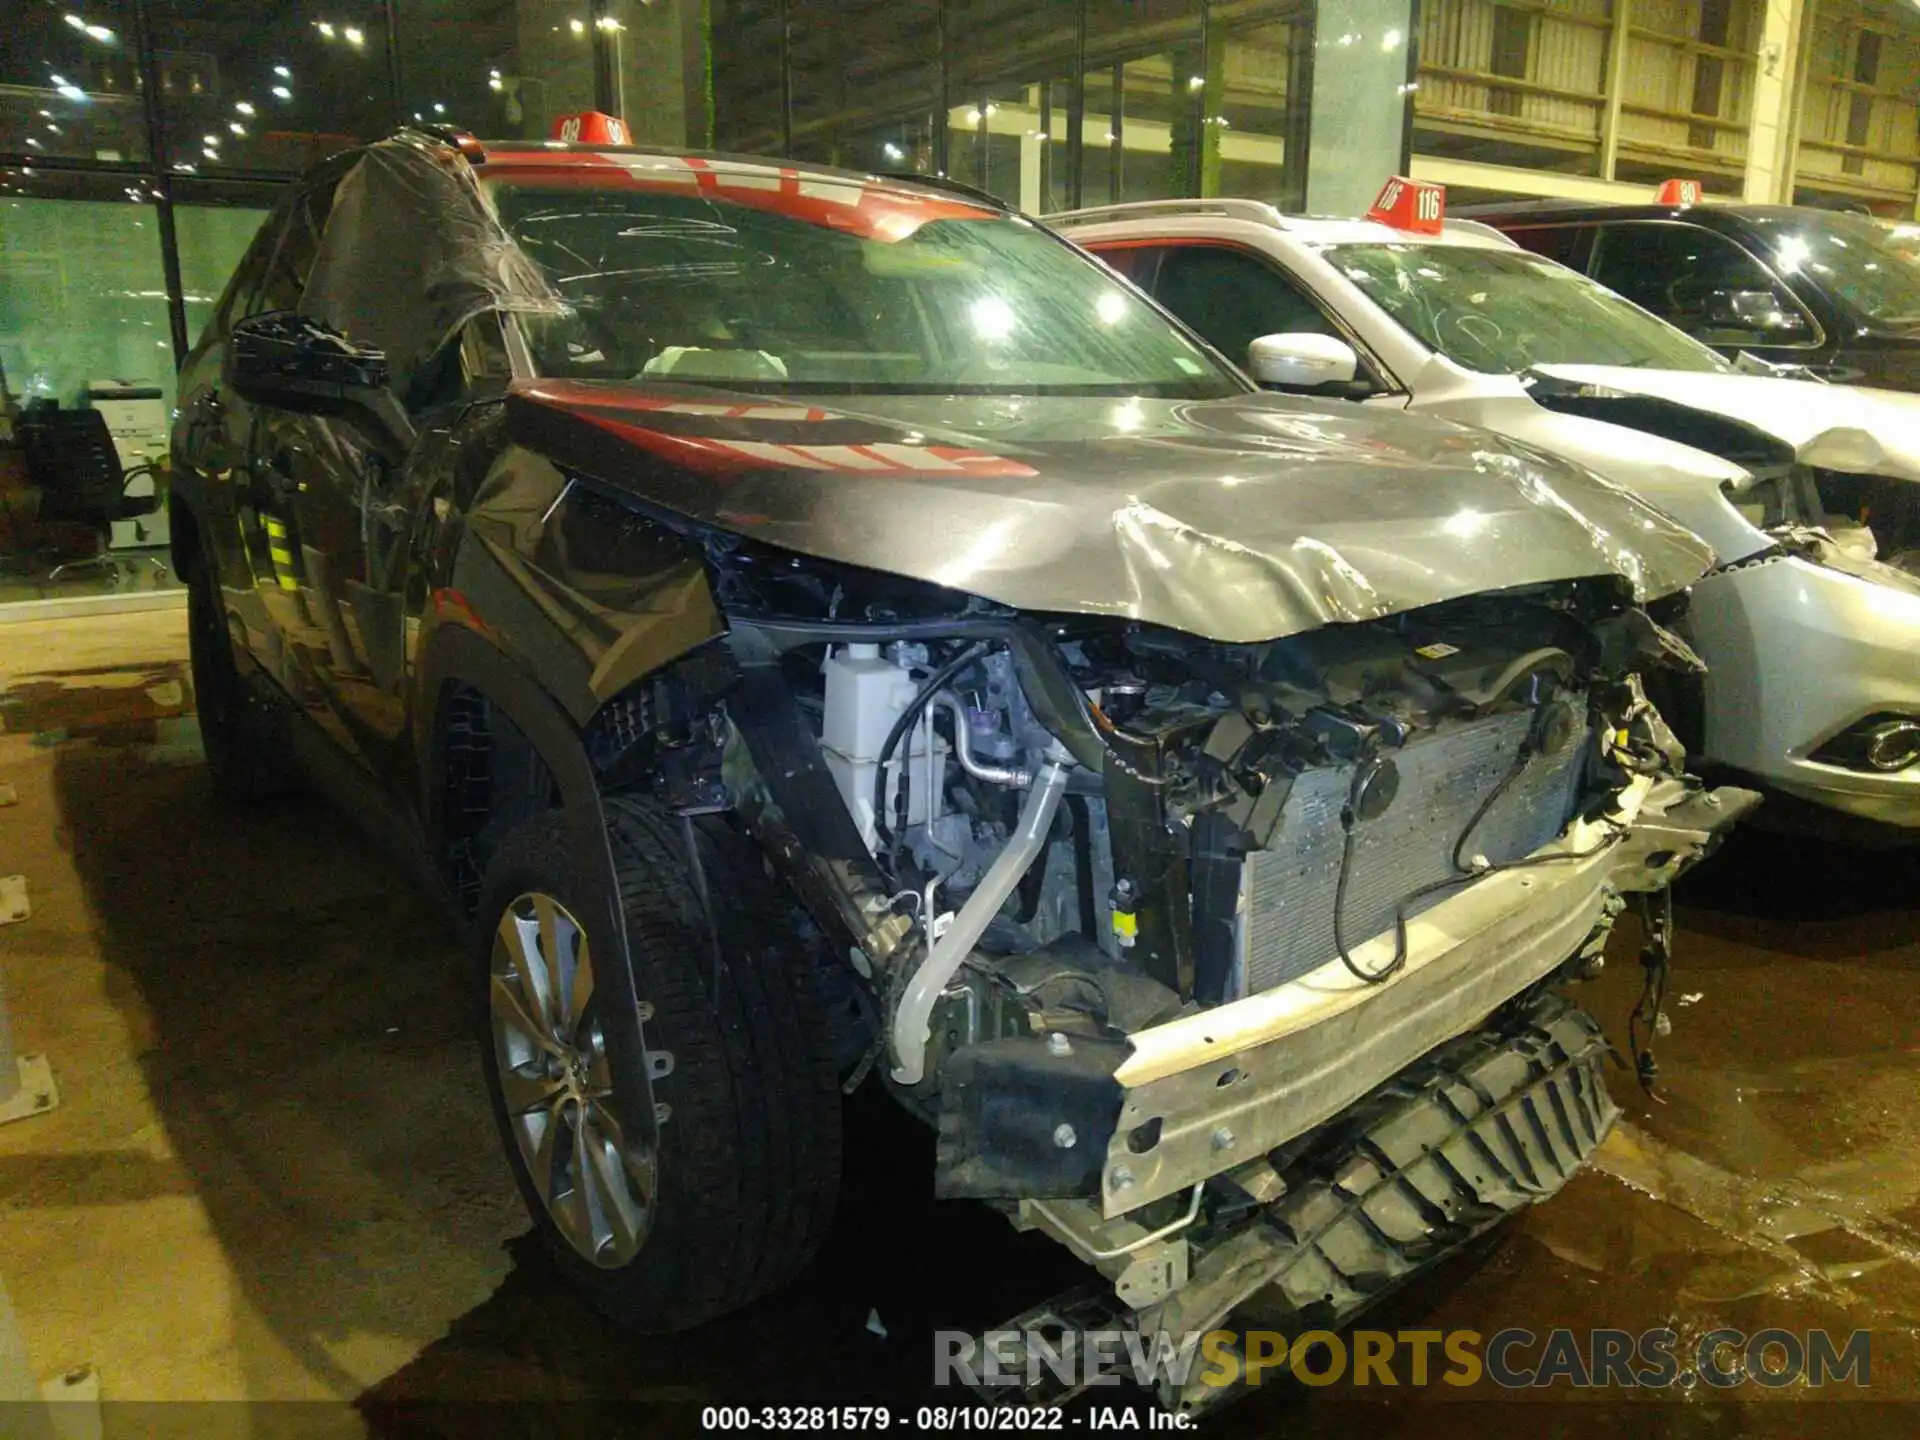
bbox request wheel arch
[417,618,663,1157]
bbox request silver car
[1063,201,1920,835]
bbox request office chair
[18,402,161,584]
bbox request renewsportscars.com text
[935,1325,1872,1392]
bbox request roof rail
[1050,198,1286,228]
[400,123,487,163]
[1449,197,1594,218]
[873,170,1010,210]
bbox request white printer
[84,379,170,550]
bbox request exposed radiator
[1235,705,1589,996]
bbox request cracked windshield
[1327,243,1732,375]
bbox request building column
[1303,0,1418,217]
[1744,0,1811,203]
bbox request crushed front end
[682,555,1754,1411]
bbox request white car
[1058,199,1920,835]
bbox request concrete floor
[0,609,1916,1437]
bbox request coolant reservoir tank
[821,644,947,847]
[822,644,920,762]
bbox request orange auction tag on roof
[1366,176,1445,234]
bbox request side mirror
[225,311,415,453]
[1246,332,1364,393]
[1701,287,1806,335]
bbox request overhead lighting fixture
[272,85,292,99]
[85,23,113,41]
[1188,75,1205,91]
[570,17,587,34]
[235,100,255,115]
[56,83,87,102]
[597,15,623,30]
[274,65,291,78]
[316,21,335,38]
[228,121,245,134]
[343,24,364,46]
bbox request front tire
[476,796,842,1330]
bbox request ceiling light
[272,85,292,99]
[316,21,335,38]
[570,17,586,34]
[274,65,291,78]
[228,121,245,134]
[343,25,364,45]
[235,100,255,115]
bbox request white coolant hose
[889,750,1074,1086]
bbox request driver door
[238,159,396,766]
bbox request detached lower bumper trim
[1153,991,1618,1414]
[1101,778,1752,1216]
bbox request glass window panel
[1085,0,1201,51]
[1083,66,1118,204]
[0,1,146,162]
[1118,55,1184,201]
[149,2,390,175]
[1301,0,1414,215]
[946,78,1073,212]
[603,0,696,146]
[830,115,940,177]
[1211,9,1308,207]
[712,0,786,152]
[0,183,175,409]
[788,0,937,166]
[174,200,277,347]
[396,0,596,143]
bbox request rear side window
[1589,221,1819,348]
[1149,245,1341,370]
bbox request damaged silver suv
[168,127,1754,1413]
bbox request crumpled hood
[1533,365,1920,482]
[507,380,1714,644]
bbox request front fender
[412,620,665,1158]
[444,441,726,726]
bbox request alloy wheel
[489,892,654,1267]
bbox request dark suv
[168,125,1745,1412]
[1466,199,1920,391]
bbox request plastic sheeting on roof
[298,132,561,404]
